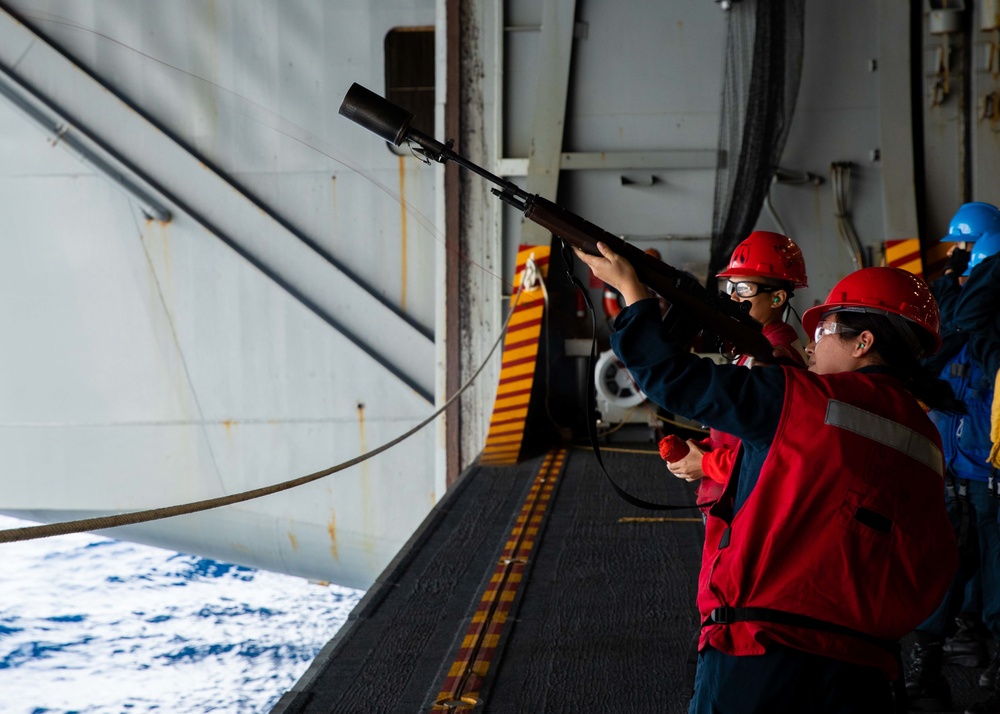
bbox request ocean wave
[0,516,362,713]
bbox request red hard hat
[716,231,808,288]
[801,267,941,354]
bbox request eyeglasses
[727,280,778,298]
[813,320,858,344]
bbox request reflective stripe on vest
[825,400,945,476]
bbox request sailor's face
[805,317,858,375]
[726,276,777,325]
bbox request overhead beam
[520,0,578,246]
[496,150,719,178]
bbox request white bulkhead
[0,0,998,589]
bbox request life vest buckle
[710,606,736,624]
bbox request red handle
[658,435,690,463]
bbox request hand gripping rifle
[339,83,776,363]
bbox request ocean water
[0,515,363,713]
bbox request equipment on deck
[593,349,651,426]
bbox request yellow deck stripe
[432,449,566,710]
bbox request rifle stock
[339,82,777,363]
[523,197,775,362]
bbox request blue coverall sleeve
[930,273,962,331]
[609,299,784,451]
[953,254,1000,335]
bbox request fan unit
[594,349,651,425]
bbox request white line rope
[0,286,526,545]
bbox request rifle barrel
[339,83,777,363]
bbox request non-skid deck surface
[272,444,986,714]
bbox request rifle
[339,83,776,363]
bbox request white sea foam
[0,515,362,713]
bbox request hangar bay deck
[272,445,985,714]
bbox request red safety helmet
[716,231,808,288]
[801,267,941,355]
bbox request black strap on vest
[562,240,697,511]
[702,606,907,713]
[948,472,978,569]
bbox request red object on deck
[602,287,623,318]
[658,435,690,463]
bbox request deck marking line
[432,448,566,709]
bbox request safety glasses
[726,280,778,298]
[813,320,858,344]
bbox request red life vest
[697,321,806,502]
[698,367,957,678]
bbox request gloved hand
[945,247,971,275]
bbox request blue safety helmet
[963,231,1000,276]
[941,202,1000,242]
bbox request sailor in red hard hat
[578,239,962,713]
[666,231,809,511]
